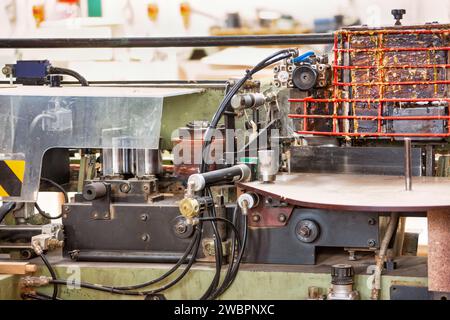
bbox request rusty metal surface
[239,173,450,212]
[248,203,294,228]
[427,210,450,292]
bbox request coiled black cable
[40,177,69,203]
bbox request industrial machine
[0,10,449,300]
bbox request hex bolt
[298,226,311,237]
[368,218,376,225]
[140,214,148,221]
[278,214,287,223]
[367,239,376,247]
[175,222,187,234]
[120,183,131,193]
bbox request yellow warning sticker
[0,160,25,197]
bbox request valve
[391,9,406,26]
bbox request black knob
[391,9,406,26]
[292,65,318,91]
[83,182,107,201]
[331,264,354,285]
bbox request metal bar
[340,29,449,35]
[333,64,450,70]
[0,34,334,49]
[0,79,228,88]
[404,138,412,191]
[334,46,450,53]
[289,98,450,103]
[288,114,450,120]
[334,80,450,86]
[294,131,450,137]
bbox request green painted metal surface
[0,275,21,300]
[26,264,427,300]
[160,90,225,150]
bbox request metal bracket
[91,183,112,220]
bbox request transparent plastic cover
[0,86,200,201]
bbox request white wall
[99,0,449,36]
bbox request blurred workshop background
[0,0,449,82]
[1,0,449,254]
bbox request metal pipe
[404,138,412,191]
[371,212,399,300]
[0,34,334,49]
[188,164,251,192]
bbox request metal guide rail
[289,26,450,138]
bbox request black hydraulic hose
[35,202,62,220]
[48,66,89,86]
[39,253,58,300]
[221,214,248,293]
[198,217,242,250]
[47,224,203,296]
[199,194,223,300]
[208,208,243,299]
[200,49,297,173]
[113,227,201,291]
[0,202,15,223]
[40,177,69,203]
[22,292,63,300]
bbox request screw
[278,214,287,223]
[141,234,150,242]
[120,183,131,193]
[367,239,376,247]
[64,206,70,212]
[298,226,311,237]
[252,214,261,222]
[143,185,150,192]
[175,222,187,234]
[140,214,148,221]
[368,218,376,225]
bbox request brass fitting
[20,276,51,288]
[179,197,200,219]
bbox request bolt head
[298,226,311,237]
[278,214,287,222]
[140,214,148,221]
[252,214,261,222]
[175,222,187,234]
[367,239,376,247]
[141,234,150,241]
[120,183,131,193]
